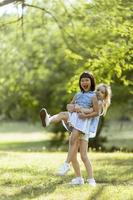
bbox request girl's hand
[80,107,93,114]
[67,104,75,112]
[78,112,91,119]
[67,104,81,112]
[79,108,86,113]
[74,104,81,112]
[78,112,87,119]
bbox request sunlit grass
[0,121,133,199]
[0,152,133,200]
[0,121,54,152]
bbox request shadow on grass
[86,185,105,200]
[94,157,133,184]
[0,162,133,200]
[0,139,68,152]
[0,168,65,200]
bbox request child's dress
[88,100,104,138]
[62,92,104,138]
[88,116,100,138]
[67,91,96,135]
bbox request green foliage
[0,0,132,122]
[63,0,133,91]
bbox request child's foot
[69,177,84,185]
[87,178,96,186]
[40,108,50,127]
[57,162,70,176]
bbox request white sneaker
[69,177,84,185]
[87,178,96,186]
[57,162,70,176]
[40,108,50,127]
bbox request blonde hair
[96,83,112,115]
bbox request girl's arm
[79,95,99,119]
[67,95,81,112]
[67,103,81,112]
[80,107,93,114]
[97,101,103,115]
[66,96,75,112]
[67,104,75,112]
[80,101,103,115]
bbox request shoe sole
[40,109,46,127]
[69,182,84,185]
[57,172,68,176]
[89,183,96,187]
[57,167,70,176]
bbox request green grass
[101,121,133,151]
[0,152,133,200]
[0,121,133,200]
[0,121,59,152]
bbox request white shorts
[79,133,89,142]
[62,120,90,142]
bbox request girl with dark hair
[79,71,95,92]
[40,72,98,131]
[40,71,99,185]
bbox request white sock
[88,178,95,181]
[49,115,57,122]
[77,176,83,179]
[65,161,69,165]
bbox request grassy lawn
[101,121,133,151]
[0,121,133,200]
[0,152,133,200]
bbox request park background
[0,0,133,199]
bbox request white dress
[68,112,91,135]
[62,91,96,135]
[62,99,104,137]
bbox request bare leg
[70,138,82,177]
[40,108,69,127]
[79,139,93,178]
[49,112,69,124]
[66,128,80,163]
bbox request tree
[0,0,132,147]
[0,0,22,7]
